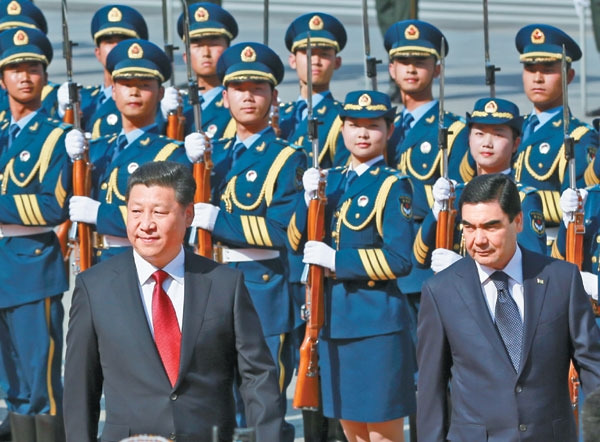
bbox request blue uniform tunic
[289,160,417,420]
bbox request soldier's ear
[334,56,342,70]
[288,53,297,69]
[567,68,575,85]
[433,62,441,79]
[222,88,230,109]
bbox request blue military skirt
[319,330,417,422]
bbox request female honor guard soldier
[0,26,71,441]
[291,90,416,442]
[160,2,237,139]
[64,39,188,264]
[416,98,547,273]
[184,41,307,442]
[56,4,149,139]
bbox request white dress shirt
[475,246,525,322]
[133,247,185,334]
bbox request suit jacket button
[515,385,522,393]
[170,393,177,401]
[519,424,527,432]
[169,433,176,440]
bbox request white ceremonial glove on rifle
[432,177,456,221]
[192,202,220,231]
[65,129,86,160]
[559,188,588,228]
[303,240,336,272]
[431,248,462,273]
[69,196,100,225]
[302,167,327,206]
[160,86,180,119]
[184,132,210,163]
[57,81,72,119]
[580,271,598,301]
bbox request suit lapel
[519,248,548,375]
[175,251,213,389]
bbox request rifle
[263,0,269,45]
[435,38,456,250]
[180,0,213,258]
[561,44,583,428]
[62,0,92,273]
[163,0,184,141]
[294,33,326,411]
[482,0,500,97]
[361,0,381,90]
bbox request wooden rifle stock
[435,193,456,250]
[193,153,213,258]
[565,212,584,269]
[293,179,326,410]
[166,106,186,142]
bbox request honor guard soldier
[293,90,416,441]
[0,0,59,119]
[185,42,306,442]
[0,26,71,441]
[416,98,547,274]
[279,12,349,168]
[160,2,237,139]
[57,4,148,139]
[513,24,598,237]
[65,39,188,263]
[383,20,470,336]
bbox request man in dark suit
[63,161,283,442]
[417,173,600,441]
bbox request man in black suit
[417,173,600,441]
[63,161,283,441]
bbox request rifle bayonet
[483,0,500,97]
[362,0,381,90]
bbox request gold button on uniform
[246,193,252,198]
[592,256,597,264]
[19,172,25,178]
[596,235,600,243]
[367,280,375,287]
[34,249,42,255]
[538,163,543,168]
[262,273,270,282]
[101,183,108,190]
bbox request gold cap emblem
[309,15,324,31]
[484,100,498,113]
[241,46,256,62]
[108,7,122,23]
[531,28,545,44]
[128,42,143,59]
[7,1,21,16]
[358,93,372,107]
[13,29,27,46]
[405,24,419,40]
[194,7,209,22]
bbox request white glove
[560,188,588,227]
[580,271,598,301]
[431,248,462,273]
[160,86,180,119]
[303,240,336,272]
[65,129,86,160]
[56,81,71,118]
[184,132,210,163]
[69,196,100,225]
[432,177,456,221]
[302,167,328,206]
[192,202,220,231]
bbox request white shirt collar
[475,245,523,286]
[133,247,185,286]
[348,155,385,176]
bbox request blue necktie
[112,134,128,162]
[293,100,307,132]
[344,170,357,192]
[521,114,539,141]
[490,271,523,372]
[8,124,19,148]
[231,142,246,168]
[399,113,414,144]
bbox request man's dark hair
[125,161,195,206]
[583,387,600,442]
[458,173,521,222]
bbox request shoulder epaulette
[518,184,539,195]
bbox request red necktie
[151,270,181,387]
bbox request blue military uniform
[85,39,188,262]
[79,5,149,137]
[0,27,70,434]
[279,12,349,169]
[288,90,416,422]
[513,24,598,228]
[0,0,58,119]
[176,2,237,139]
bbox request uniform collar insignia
[139,137,151,146]
[28,122,39,132]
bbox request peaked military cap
[338,90,396,120]
[177,2,238,42]
[466,98,522,133]
[106,39,171,83]
[285,12,347,53]
[217,42,284,86]
[0,26,51,69]
[91,4,148,45]
[384,19,448,60]
[516,24,581,63]
[0,0,46,34]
